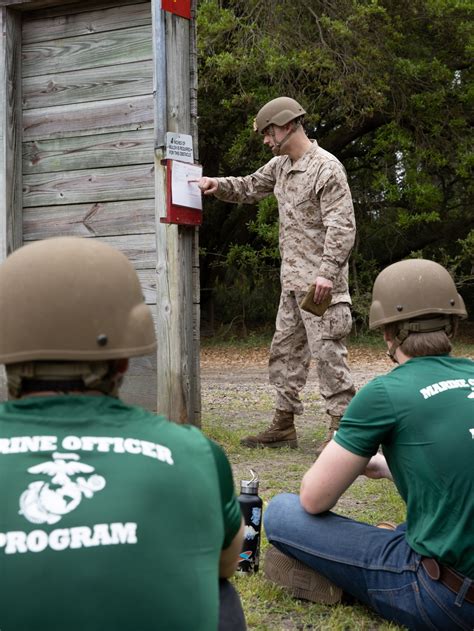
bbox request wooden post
[152,0,200,425]
[0,6,22,398]
[0,0,200,420]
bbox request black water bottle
[237,469,263,574]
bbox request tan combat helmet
[0,236,157,365]
[369,258,467,359]
[254,96,306,134]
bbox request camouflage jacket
[214,141,356,302]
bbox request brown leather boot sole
[264,546,342,604]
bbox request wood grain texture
[95,234,156,270]
[23,128,154,173]
[0,0,80,8]
[22,2,151,43]
[23,94,154,140]
[137,268,156,305]
[0,7,23,261]
[0,7,22,402]
[120,351,158,411]
[23,198,155,239]
[88,233,156,269]
[16,1,158,411]
[165,13,190,134]
[153,9,201,425]
[22,24,152,77]
[23,163,155,206]
[18,0,146,16]
[23,59,153,109]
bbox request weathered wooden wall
[21,0,157,408]
[0,0,200,421]
[0,7,23,399]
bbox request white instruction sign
[166,132,194,163]
[171,161,203,210]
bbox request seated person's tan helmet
[0,237,157,364]
[369,258,467,332]
[254,97,306,134]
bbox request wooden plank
[91,233,156,269]
[22,24,152,77]
[19,1,146,17]
[23,198,155,239]
[120,349,158,411]
[152,0,166,149]
[121,375,157,411]
[154,6,201,424]
[23,128,154,174]
[137,268,156,305]
[18,233,156,269]
[192,224,201,422]
[166,13,190,134]
[120,304,157,411]
[23,94,154,140]
[23,59,153,110]
[23,163,155,207]
[0,0,80,8]
[124,349,156,378]
[23,2,151,44]
[0,7,23,261]
[0,7,22,401]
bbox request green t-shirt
[0,395,242,630]
[335,355,474,578]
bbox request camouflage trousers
[269,291,355,417]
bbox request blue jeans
[264,494,474,631]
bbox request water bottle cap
[240,469,259,494]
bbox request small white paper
[171,161,203,210]
[165,132,194,163]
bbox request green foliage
[198,0,474,330]
[210,240,280,333]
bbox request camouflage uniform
[215,141,356,416]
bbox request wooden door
[21,0,157,409]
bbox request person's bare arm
[363,452,393,481]
[300,441,370,514]
[219,517,245,578]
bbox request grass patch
[201,377,408,629]
[201,336,474,628]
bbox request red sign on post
[162,0,191,19]
[160,160,202,226]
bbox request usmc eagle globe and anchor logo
[19,452,106,525]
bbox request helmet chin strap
[386,316,453,363]
[6,361,120,398]
[269,123,297,155]
[387,329,408,364]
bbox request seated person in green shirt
[264,258,474,631]
[0,237,245,631]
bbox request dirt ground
[200,344,395,502]
[201,344,392,390]
[199,339,473,497]
[199,342,471,630]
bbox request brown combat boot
[240,409,298,449]
[264,546,342,604]
[315,414,341,456]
